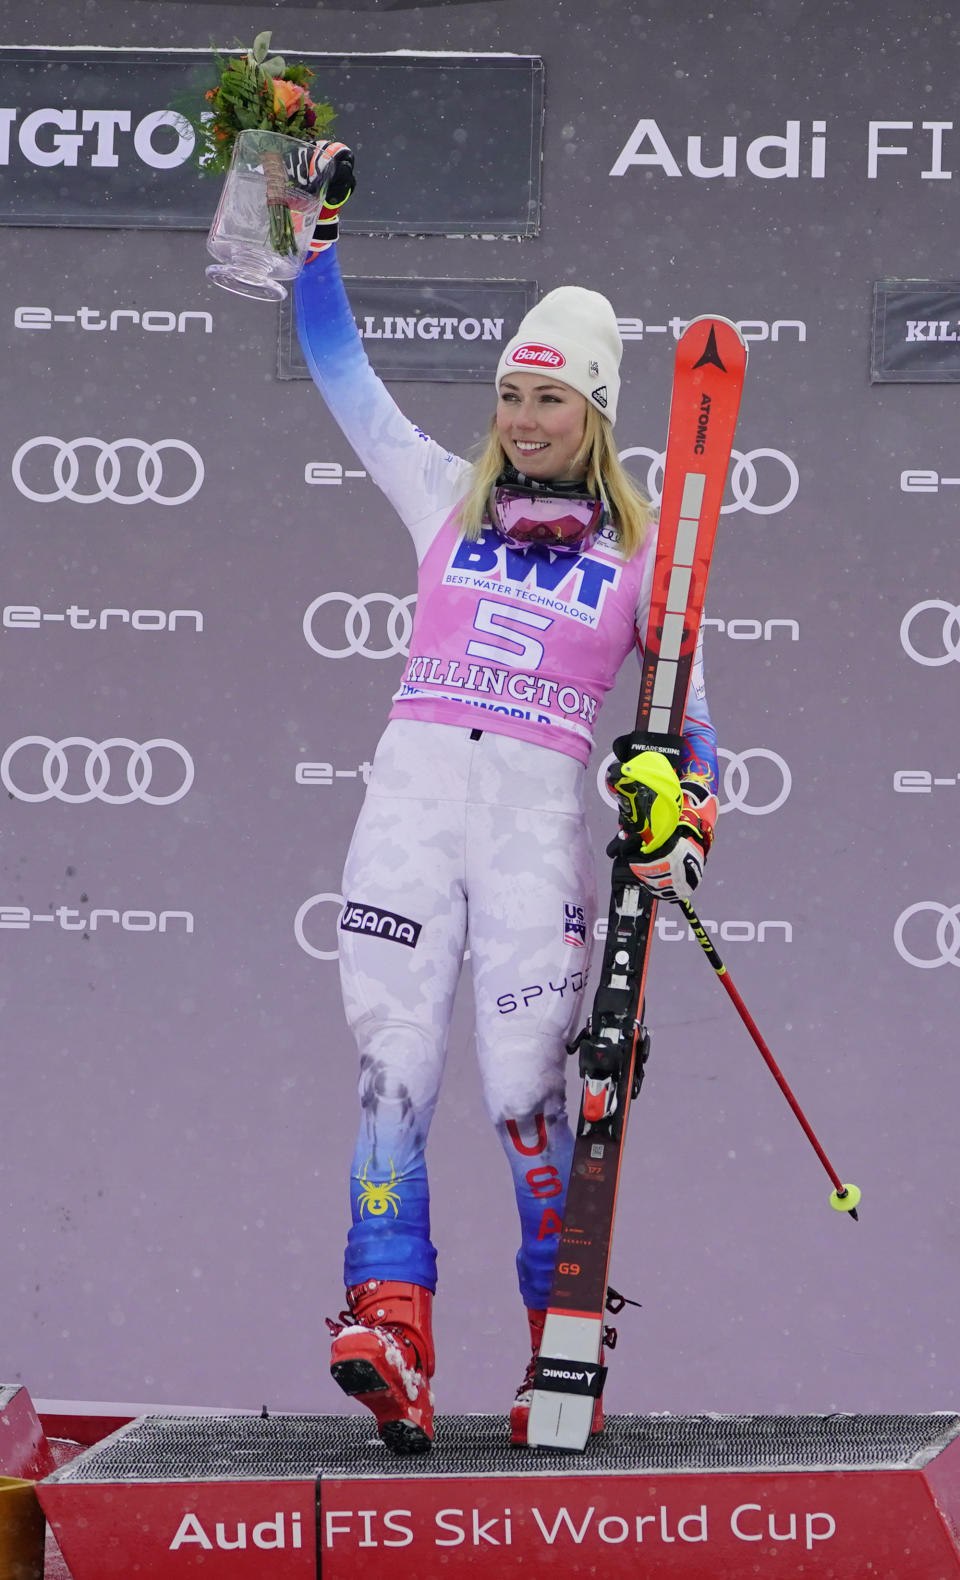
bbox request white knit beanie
[496,286,622,424]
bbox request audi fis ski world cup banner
[872,280,960,380]
[0,47,543,233]
[278,279,538,382]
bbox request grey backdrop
[1,0,958,1423]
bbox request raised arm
[294,248,471,554]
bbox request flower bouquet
[182,33,337,300]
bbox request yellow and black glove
[605,749,718,903]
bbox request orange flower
[272,77,305,118]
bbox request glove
[284,139,356,260]
[605,749,718,903]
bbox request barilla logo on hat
[510,343,566,368]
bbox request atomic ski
[526,315,747,1451]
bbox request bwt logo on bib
[446,528,620,628]
[509,343,566,368]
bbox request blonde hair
[457,406,651,558]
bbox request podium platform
[36,1409,960,1578]
[0,1386,54,1480]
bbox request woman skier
[293,142,719,1454]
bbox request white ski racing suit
[295,251,718,1307]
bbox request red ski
[527,316,747,1451]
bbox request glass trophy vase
[205,130,326,303]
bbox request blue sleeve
[680,626,718,794]
[294,247,376,405]
[293,251,471,541]
[680,702,718,793]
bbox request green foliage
[171,33,336,177]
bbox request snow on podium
[11,1395,960,1579]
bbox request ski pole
[676,895,861,1220]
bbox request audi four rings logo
[618,445,798,515]
[303,592,417,660]
[596,746,791,816]
[717,747,792,815]
[894,902,960,968]
[11,437,204,505]
[900,600,960,666]
[1,737,194,804]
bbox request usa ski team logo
[564,902,586,947]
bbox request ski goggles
[488,483,606,555]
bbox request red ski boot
[328,1279,435,1454]
[510,1308,606,1446]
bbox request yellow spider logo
[356,1159,402,1218]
